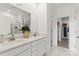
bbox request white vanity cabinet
[0,35,46,56]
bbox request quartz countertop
[0,34,46,54]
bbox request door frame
[57,16,69,48]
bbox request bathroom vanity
[0,34,47,56]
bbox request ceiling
[48,3,77,8]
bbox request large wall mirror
[0,3,31,36]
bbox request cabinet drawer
[39,46,45,56]
[39,42,46,56]
[32,40,38,47]
[39,42,46,50]
[18,49,31,56]
[32,51,38,56]
[32,45,38,52]
[39,38,45,44]
[0,43,31,56]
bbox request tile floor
[48,47,79,56]
[58,39,68,48]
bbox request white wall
[74,7,79,50]
[47,4,52,50]
[36,4,47,34]
[47,4,57,54]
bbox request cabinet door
[32,51,38,56]
[32,46,39,56]
[0,43,31,56]
[31,40,39,56]
[39,38,46,56]
[17,49,31,56]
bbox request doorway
[57,17,69,48]
[57,22,60,41]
